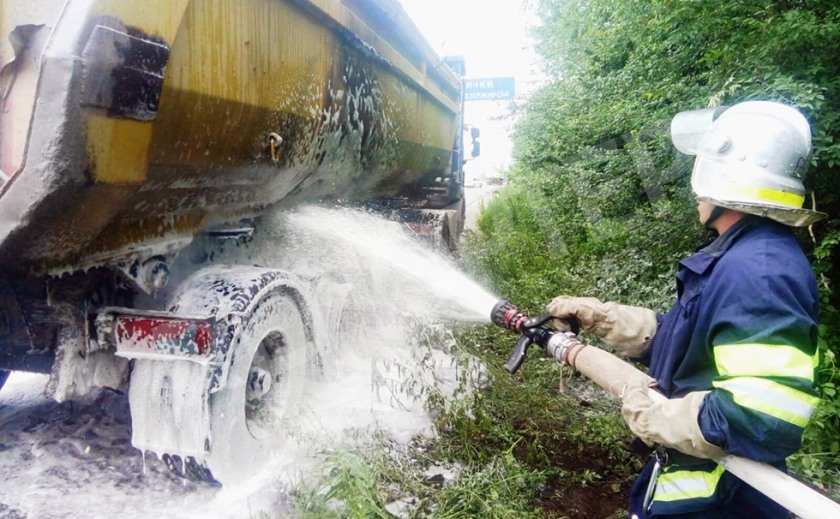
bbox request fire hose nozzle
[491,299,529,332]
[491,299,581,373]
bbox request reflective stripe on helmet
[652,464,725,503]
[714,343,818,381]
[731,185,806,209]
[712,376,819,427]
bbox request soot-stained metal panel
[81,24,170,121]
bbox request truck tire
[129,267,318,485]
[201,290,311,483]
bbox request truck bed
[0,0,462,273]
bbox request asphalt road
[464,183,503,231]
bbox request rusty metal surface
[0,0,462,273]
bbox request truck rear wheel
[157,289,313,485]
[201,291,311,483]
[126,267,319,484]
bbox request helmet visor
[670,106,729,155]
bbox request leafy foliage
[295,451,392,519]
[469,0,840,494]
[427,327,638,518]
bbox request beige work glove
[546,296,657,358]
[621,378,725,460]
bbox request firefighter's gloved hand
[546,296,657,358]
[620,378,725,460]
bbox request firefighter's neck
[711,210,746,235]
[706,209,747,236]
[698,201,747,235]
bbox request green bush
[467,0,840,495]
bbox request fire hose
[491,299,840,519]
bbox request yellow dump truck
[0,0,473,483]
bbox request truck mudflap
[129,356,213,462]
[93,307,218,460]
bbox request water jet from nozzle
[284,207,500,323]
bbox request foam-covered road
[0,207,492,519]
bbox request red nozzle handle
[492,301,581,335]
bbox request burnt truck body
[0,0,471,482]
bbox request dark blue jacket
[630,217,820,517]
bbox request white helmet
[670,100,826,227]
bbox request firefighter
[547,101,824,518]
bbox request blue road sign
[464,77,515,101]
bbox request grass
[292,325,640,518]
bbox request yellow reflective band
[732,185,805,208]
[714,377,820,428]
[714,343,817,381]
[653,465,726,503]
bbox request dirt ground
[511,423,637,518]
[539,476,630,518]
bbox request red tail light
[115,316,213,358]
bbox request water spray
[490,300,581,373]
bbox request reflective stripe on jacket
[636,216,820,516]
